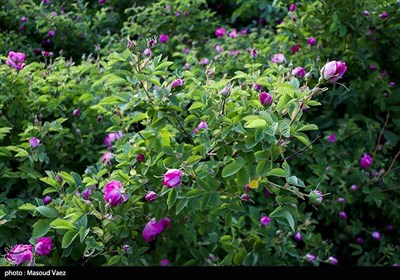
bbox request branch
[284,134,321,161]
[373,111,390,159]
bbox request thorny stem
[284,134,321,161]
[166,116,194,145]
[381,149,400,181]
[373,111,390,159]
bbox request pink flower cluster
[5,51,25,71]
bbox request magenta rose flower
[29,137,40,148]
[42,196,52,205]
[327,133,336,143]
[260,215,271,226]
[104,131,123,148]
[81,187,93,200]
[103,180,128,207]
[171,78,184,88]
[6,244,33,265]
[159,34,169,43]
[162,169,184,188]
[160,259,170,266]
[271,53,285,64]
[35,237,52,256]
[145,191,158,202]
[5,51,25,71]
[142,217,171,242]
[307,37,316,46]
[292,67,306,78]
[259,92,273,106]
[359,154,373,169]
[215,27,226,38]
[290,44,301,53]
[289,4,296,12]
[321,61,347,83]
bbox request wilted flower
[136,153,145,163]
[145,191,158,202]
[215,45,223,53]
[122,245,131,253]
[104,131,123,148]
[321,61,347,83]
[162,169,184,188]
[249,48,258,59]
[6,244,33,265]
[29,137,40,148]
[356,237,365,244]
[260,215,271,226]
[359,154,373,169]
[35,237,52,256]
[215,27,226,38]
[159,34,169,43]
[290,44,301,53]
[103,180,128,207]
[307,37,316,46]
[240,194,252,202]
[292,67,306,78]
[147,38,157,49]
[259,92,273,106]
[271,53,285,64]
[171,78,184,88]
[142,217,171,242]
[101,152,114,165]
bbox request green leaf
[175,199,188,215]
[267,168,286,177]
[284,211,295,231]
[50,219,76,230]
[244,119,267,129]
[276,84,295,98]
[297,124,318,132]
[294,134,311,146]
[222,161,244,178]
[219,254,233,265]
[36,206,58,218]
[167,188,178,209]
[99,96,126,106]
[243,253,258,266]
[188,102,204,111]
[256,160,270,177]
[58,171,75,186]
[32,220,51,239]
[276,94,292,112]
[18,203,36,211]
[383,130,398,146]
[279,119,291,138]
[40,177,59,188]
[61,230,79,248]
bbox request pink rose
[35,237,52,256]
[6,244,33,265]
[103,180,128,207]
[142,217,171,242]
[162,169,183,188]
[321,61,347,83]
